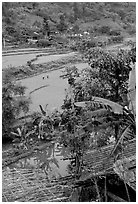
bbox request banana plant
[74,63,136,157]
[38,104,54,140]
[11,126,35,150]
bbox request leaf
[17,127,22,137]
[87,109,110,118]
[93,97,123,114]
[110,125,132,157]
[11,132,19,137]
[12,138,20,143]
[75,97,123,114]
[26,130,33,138]
[75,101,87,108]
[127,63,136,116]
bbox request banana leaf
[127,63,136,116]
[86,109,110,118]
[75,97,123,114]
[110,125,132,157]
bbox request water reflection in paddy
[9,142,71,179]
[7,63,89,178]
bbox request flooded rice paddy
[2,51,88,178]
[20,63,88,112]
[2,52,75,69]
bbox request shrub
[2,69,30,140]
[77,38,97,52]
[37,39,51,47]
[97,25,110,34]
[109,30,121,36]
[68,40,78,51]
[108,35,123,44]
[127,27,136,35]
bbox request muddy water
[20,63,88,112]
[20,68,68,112]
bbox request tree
[57,14,67,32]
[32,2,38,9]
[60,46,136,175]
[60,48,136,201]
[82,3,86,17]
[2,69,30,140]
[72,24,80,34]
[73,2,79,21]
[43,17,50,37]
[2,2,11,17]
[77,47,135,104]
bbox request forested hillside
[2,2,136,43]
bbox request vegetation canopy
[2,69,30,140]
[2,2,136,202]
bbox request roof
[2,168,70,202]
[113,155,136,191]
[76,139,136,190]
[2,139,136,202]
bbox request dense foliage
[2,2,136,201]
[73,46,136,104]
[2,69,30,140]
[2,46,136,201]
[59,46,136,201]
[2,2,135,46]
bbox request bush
[37,39,51,47]
[108,35,123,44]
[2,69,30,140]
[127,27,136,35]
[77,38,97,52]
[109,30,121,36]
[68,40,78,51]
[97,25,110,34]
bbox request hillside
[2,2,136,44]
